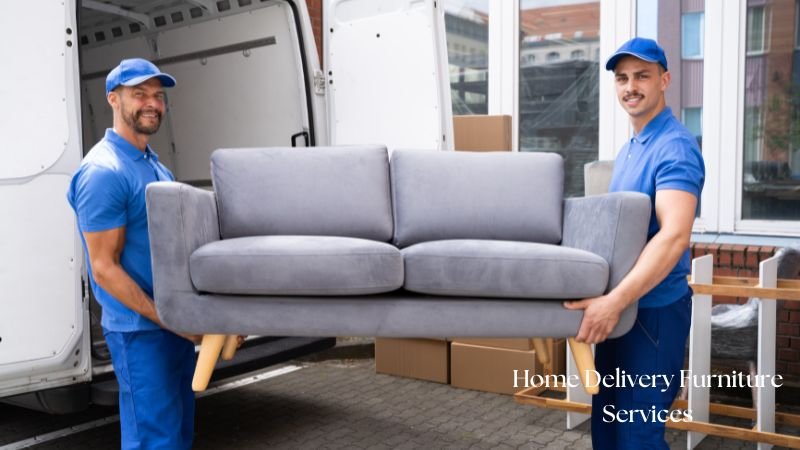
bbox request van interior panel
[79,0,310,183]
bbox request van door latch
[313,70,326,95]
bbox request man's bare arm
[83,227,166,328]
[564,189,697,344]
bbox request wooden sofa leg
[221,335,239,361]
[192,334,226,392]
[532,338,550,366]
[568,338,599,395]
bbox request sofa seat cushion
[402,240,609,299]
[190,236,403,296]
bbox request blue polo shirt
[608,107,705,308]
[67,129,175,332]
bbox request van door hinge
[313,70,326,95]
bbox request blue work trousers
[104,328,196,450]
[591,293,692,449]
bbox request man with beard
[67,58,196,450]
[564,38,704,448]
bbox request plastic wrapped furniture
[146,146,651,392]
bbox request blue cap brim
[120,73,177,88]
[605,51,660,71]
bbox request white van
[0,0,452,413]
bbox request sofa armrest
[562,192,650,338]
[146,182,220,325]
[562,192,651,291]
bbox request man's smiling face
[613,55,670,129]
[115,78,166,136]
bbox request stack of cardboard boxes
[375,115,566,395]
[374,337,566,395]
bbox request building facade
[286,0,800,381]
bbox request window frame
[725,0,799,235]
[735,1,800,234]
[487,0,520,150]
[604,0,800,236]
[746,4,768,56]
[488,0,800,236]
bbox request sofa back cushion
[211,146,393,241]
[390,150,564,247]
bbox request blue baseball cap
[105,58,176,95]
[605,37,668,72]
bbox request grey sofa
[146,146,650,392]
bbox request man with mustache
[564,38,705,448]
[67,59,196,449]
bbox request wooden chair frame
[515,254,800,449]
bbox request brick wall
[307,0,323,65]
[691,243,800,382]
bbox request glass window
[519,1,600,197]
[741,1,800,220]
[444,1,489,115]
[682,107,702,141]
[747,5,767,55]
[682,13,704,59]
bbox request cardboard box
[547,338,567,376]
[453,115,512,152]
[451,338,534,351]
[450,338,566,374]
[450,343,542,395]
[375,338,450,384]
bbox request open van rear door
[0,1,91,397]
[78,0,328,183]
[325,0,453,151]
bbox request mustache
[135,109,162,121]
[623,92,643,101]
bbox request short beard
[121,101,161,135]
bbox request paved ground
[1,356,798,449]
